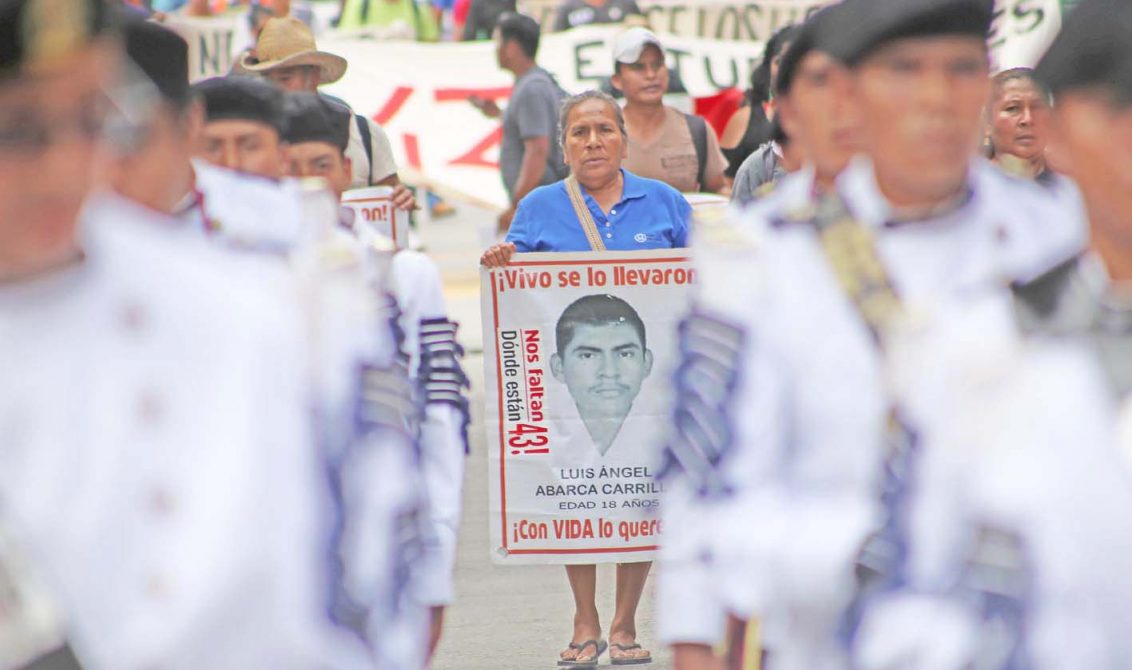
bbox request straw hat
[239,17,347,84]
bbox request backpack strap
[564,176,607,252]
[355,113,374,185]
[684,112,709,192]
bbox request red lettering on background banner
[403,134,422,169]
[449,127,503,169]
[372,86,414,126]
[434,86,512,102]
[435,86,511,169]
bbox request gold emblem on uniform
[20,0,90,71]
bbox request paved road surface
[419,205,674,670]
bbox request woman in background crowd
[985,67,1058,185]
[717,23,801,180]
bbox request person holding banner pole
[482,89,690,668]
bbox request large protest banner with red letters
[481,250,693,565]
[320,26,764,210]
[172,0,1063,209]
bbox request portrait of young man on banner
[482,250,695,566]
[551,294,655,458]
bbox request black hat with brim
[282,92,350,152]
[193,76,287,135]
[1,0,113,81]
[775,4,846,97]
[1036,0,1132,104]
[821,0,994,67]
[123,15,190,109]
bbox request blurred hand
[480,242,517,267]
[391,183,417,211]
[469,95,502,119]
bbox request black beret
[775,4,845,97]
[193,76,286,135]
[0,0,113,80]
[282,92,350,151]
[821,0,994,67]
[123,16,190,108]
[1036,0,1132,104]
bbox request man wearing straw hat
[241,15,415,212]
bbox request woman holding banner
[481,90,690,667]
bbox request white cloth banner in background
[172,0,1062,208]
[164,14,248,81]
[481,250,693,565]
[519,0,1062,56]
[321,25,764,209]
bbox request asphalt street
[420,204,674,670]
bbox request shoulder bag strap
[565,176,608,252]
[684,113,709,191]
[354,114,374,185]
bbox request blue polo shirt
[506,169,691,252]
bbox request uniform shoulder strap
[811,192,903,349]
[684,112,708,191]
[565,176,607,252]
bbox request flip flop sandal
[558,639,608,668]
[610,642,652,665]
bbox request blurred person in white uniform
[0,3,390,668]
[657,5,864,668]
[103,26,431,668]
[657,1,1086,668]
[848,7,1132,666]
[281,90,471,662]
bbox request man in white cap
[612,27,726,194]
[242,15,415,210]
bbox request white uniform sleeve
[657,207,791,646]
[391,251,469,607]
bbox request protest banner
[342,186,411,249]
[519,0,823,39]
[481,249,693,565]
[321,25,763,210]
[523,0,1063,64]
[163,14,248,81]
[171,0,1064,209]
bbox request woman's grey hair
[558,90,628,151]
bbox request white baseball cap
[612,27,664,65]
